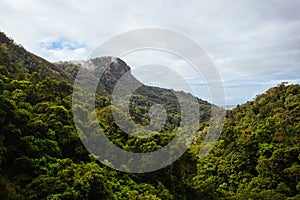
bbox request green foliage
[0,32,198,199]
[193,83,300,199]
[0,32,299,199]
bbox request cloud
[0,0,299,104]
[38,38,87,61]
[40,39,85,51]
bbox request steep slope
[0,32,210,199]
[56,57,212,132]
[193,83,300,199]
[0,32,73,82]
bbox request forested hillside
[194,83,300,199]
[0,32,299,199]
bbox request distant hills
[0,32,299,199]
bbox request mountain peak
[89,56,130,80]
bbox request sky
[0,0,300,105]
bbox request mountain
[56,56,212,132]
[0,31,210,199]
[0,32,299,199]
[193,82,300,199]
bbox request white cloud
[0,0,299,104]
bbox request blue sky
[40,39,85,50]
[0,0,299,105]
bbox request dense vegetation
[0,32,299,199]
[194,83,300,199]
